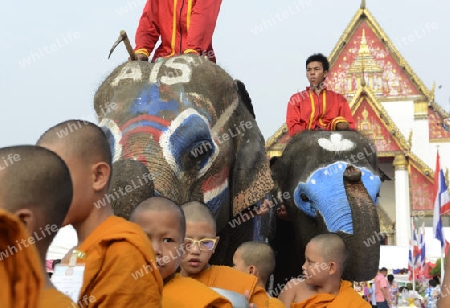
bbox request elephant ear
[109,159,155,220]
[230,80,274,216]
[235,79,255,119]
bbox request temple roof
[327,2,432,100]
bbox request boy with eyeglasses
[180,201,271,307]
[130,196,232,307]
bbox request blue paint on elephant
[293,162,382,234]
[205,186,228,214]
[130,83,179,115]
[169,113,216,170]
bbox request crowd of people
[352,269,446,308]
[3,0,450,307]
[1,121,369,307]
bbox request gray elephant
[94,55,273,264]
[269,130,382,290]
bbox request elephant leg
[210,217,254,266]
[270,216,304,297]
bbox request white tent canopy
[46,225,78,260]
[379,245,409,270]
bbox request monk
[180,201,271,308]
[278,233,370,307]
[233,242,285,308]
[130,196,232,307]
[0,209,43,308]
[0,145,75,307]
[37,120,163,307]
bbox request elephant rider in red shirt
[286,53,355,136]
[134,0,222,63]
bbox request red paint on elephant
[202,167,229,193]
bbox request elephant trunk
[341,165,380,281]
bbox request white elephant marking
[318,133,356,152]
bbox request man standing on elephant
[134,0,222,63]
[286,53,355,136]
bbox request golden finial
[408,130,413,150]
[360,0,366,9]
[430,81,436,103]
[361,0,366,9]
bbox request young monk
[233,242,285,308]
[130,196,232,307]
[180,201,271,307]
[1,209,43,308]
[0,145,75,307]
[37,120,163,307]
[278,233,370,307]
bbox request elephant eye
[300,193,310,202]
[189,141,214,160]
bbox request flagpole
[442,246,445,282]
[412,217,415,291]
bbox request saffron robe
[286,87,356,136]
[290,280,371,308]
[77,216,163,307]
[39,288,76,307]
[268,296,285,308]
[0,209,43,308]
[191,265,270,308]
[163,274,232,307]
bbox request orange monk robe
[268,296,285,308]
[77,216,163,307]
[39,288,77,307]
[0,209,43,308]
[162,274,232,308]
[192,265,270,308]
[291,280,371,308]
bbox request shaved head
[181,201,216,230]
[0,145,73,231]
[37,119,112,168]
[237,241,275,284]
[131,197,186,238]
[309,233,349,272]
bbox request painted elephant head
[270,130,381,287]
[94,55,273,264]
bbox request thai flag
[418,222,426,274]
[433,152,450,248]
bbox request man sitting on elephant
[286,53,355,136]
[134,0,222,63]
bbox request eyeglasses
[184,237,217,251]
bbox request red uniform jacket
[286,87,356,136]
[134,0,222,63]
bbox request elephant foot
[343,165,361,183]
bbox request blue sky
[1,0,449,147]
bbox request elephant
[93,54,274,265]
[269,130,382,291]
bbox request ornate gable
[429,100,450,142]
[350,86,406,155]
[409,156,434,211]
[326,2,432,100]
